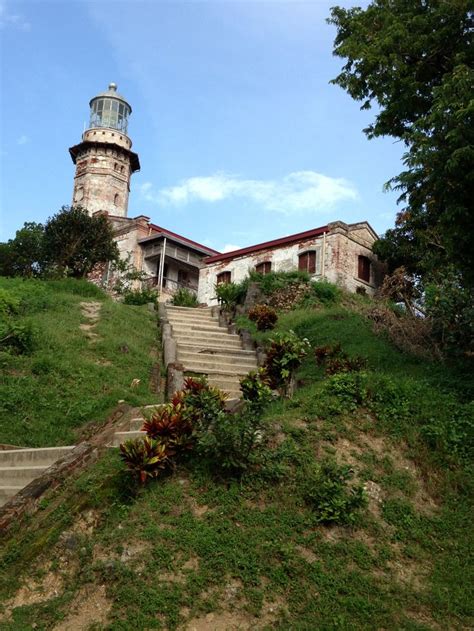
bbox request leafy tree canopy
[329,1,474,285]
[43,206,119,277]
[0,207,119,279]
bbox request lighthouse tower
[69,83,140,217]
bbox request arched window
[255,261,272,275]
[113,193,120,206]
[358,255,371,283]
[216,271,231,285]
[298,249,321,275]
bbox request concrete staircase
[166,305,258,399]
[111,404,166,447]
[0,446,75,507]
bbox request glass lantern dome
[88,83,131,135]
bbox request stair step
[186,367,253,378]
[174,334,242,347]
[166,306,212,313]
[0,465,50,485]
[171,322,228,334]
[0,446,75,466]
[183,358,256,372]
[178,351,257,366]
[129,418,145,431]
[112,430,146,447]
[177,344,255,357]
[0,486,24,507]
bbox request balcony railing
[143,243,203,268]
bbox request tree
[43,206,119,277]
[329,1,474,285]
[0,222,45,277]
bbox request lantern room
[88,82,131,135]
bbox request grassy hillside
[0,290,472,630]
[0,278,159,447]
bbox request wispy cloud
[17,134,29,146]
[140,171,358,215]
[0,1,31,31]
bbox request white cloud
[145,171,358,214]
[221,243,242,253]
[0,2,31,31]
[17,134,29,145]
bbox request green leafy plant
[315,343,367,374]
[171,288,199,307]
[0,320,36,354]
[300,458,366,524]
[215,281,247,312]
[248,304,278,331]
[324,371,368,410]
[142,400,193,453]
[248,270,310,295]
[119,437,170,484]
[264,331,311,396]
[0,289,20,316]
[123,288,157,305]
[299,280,341,306]
[239,369,273,412]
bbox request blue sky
[0,0,403,252]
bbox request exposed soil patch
[79,301,102,341]
[52,583,111,631]
[0,564,63,621]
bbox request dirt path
[79,301,102,341]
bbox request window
[358,255,371,283]
[255,261,272,275]
[216,271,231,285]
[113,193,120,206]
[298,249,321,274]
[178,269,189,286]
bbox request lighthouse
[69,83,140,217]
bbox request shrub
[171,288,199,307]
[181,376,228,427]
[194,404,265,475]
[215,281,247,312]
[264,331,311,396]
[300,458,366,524]
[300,280,341,306]
[0,320,36,354]
[239,369,273,412]
[123,288,157,305]
[249,270,310,295]
[324,371,368,410]
[314,343,367,375]
[0,289,20,316]
[119,437,170,484]
[142,402,193,454]
[248,304,278,331]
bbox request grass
[0,277,159,447]
[0,285,473,629]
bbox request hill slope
[0,278,159,447]
[0,290,472,630]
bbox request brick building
[70,84,383,301]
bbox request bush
[264,331,311,396]
[0,320,36,354]
[142,400,193,453]
[248,304,278,331]
[119,437,170,484]
[239,369,273,413]
[300,280,341,306]
[171,288,199,307]
[123,288,157,305]
[324,371,368,410]
[0,289,20,316]
[249,270,310,295]
[300,458,366,524]
[315,343,367,375]
[215,281,247,312]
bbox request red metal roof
[149,223,220,255]
[204,225,329,264]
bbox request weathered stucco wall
[198,221,383,305]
